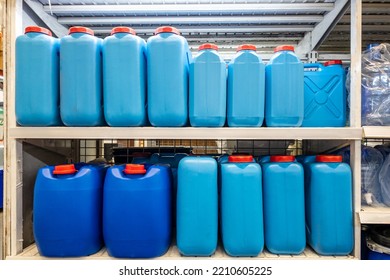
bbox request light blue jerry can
[262,156,306,254]
[265,45,304,127]
[102,27,147,126]
[147,26,191,127]
[221,155,264,256]
[16,26,61,126]
[60,26,105,126]
[177,156,218,256]
[189,43,226,127]
[228,44,265,127]
[303,60,346,127]
[306,155,353,255]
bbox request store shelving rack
[1,0,370,259]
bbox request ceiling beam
[91,25,313,35]
[334,25,390,32]
[340,15,390,24]
[58,15,322,26]
[362,3,390,13]
[296,0,350,55]
[23,0,67,38]
[43,3,334,15]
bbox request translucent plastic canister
[147,26,191,127]
[262,156,305,254]
[228,44,265,127]
[265,45,304,127]
[305,155,353,255]
[16,26,61,126]
[103,27,147,126]
[189,43,226,127]
[221,155,264,257]
[177,157,218,256]
[60,26,104,126]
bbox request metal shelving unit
[9,127,362,140]
[1,0,367,260]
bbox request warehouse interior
[1,0,390,261]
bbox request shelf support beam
[3,0,24,258]
[296,0,350,55]
[23,0,67,38]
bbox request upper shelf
[8,127,362,140]
[363,126,390,139]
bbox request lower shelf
[7,243,354,260]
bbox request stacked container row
[16,25,347,128]
[33,154,353,258]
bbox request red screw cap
[155,26,180,35]
[228,155,254,163]
[324,60,343,67]
[316,155,342,163]
[123,164,147,175]
[270,155,295,162]
[237,44,257,52]
[53,164,77,175]
[25,26,52,36]
[198,43,218,51]
[69,26,94,36]
[274,45,295,53]
[111,26,136,35]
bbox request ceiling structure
[22,0,390,60]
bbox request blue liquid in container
[177,157,218,256]
[189,43,226,127]
[60,26,105,126]
[103,27,147,126]
[103,164,172,258]
[221,155,264,256]
[265,45,304,127]
[147,26,191,127]
[33,164,107,257]
[262,156,305,254]
[303,61,346,127]
[16,26,61,126]
[228,45,265,127]
[305,155,353,255]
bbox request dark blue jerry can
[33,164,107,257]
[103,164,172,258]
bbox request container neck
[54,174,75,179]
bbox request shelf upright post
[349,0,362,259]
[3,0,24,258]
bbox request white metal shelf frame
[9,127,362,140]
[360,207,390,224]
[2,0,363,260]
[7,243,355,260]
